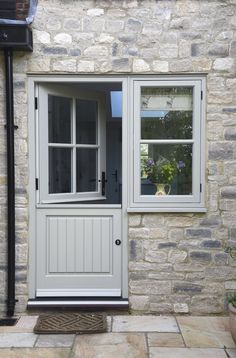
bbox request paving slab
[226,349,236,357]
[177,316,236,348]
[0,348,70,357]
[148,332,185,347]
[149,347,227,358]
[0,316,38,333]
[35,334,74,347]
[72,332,147,358]
[112,315,179,332]
[0,333,37,348]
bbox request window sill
[127,207,207,213]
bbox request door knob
[115,239,121,245]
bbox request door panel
[36,208,122,297]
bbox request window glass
[139,86,193,197]
[48,95,71,143]
[49,147,72,193]
[76,148,98,192]
[141,87,193,140]
[141,144,192,196]
[76,99,97,144]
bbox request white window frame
[38,84,106,204]
[128,76,206,212]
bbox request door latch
[99,171,107,196]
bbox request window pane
[141,87,193,139]
[49,148,72,193]
[141,144,192,196]
[76,149,97,192]
[76,99,97,144]
[48,95,71,143]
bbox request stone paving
[0,315,235,357]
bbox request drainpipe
[4,48,17,317]
[0,0,36,318]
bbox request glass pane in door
[76,99,97,144]
[48,95,71,143]
[49,147,72,193]
[76,148,97,192]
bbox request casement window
[38,84,106,203]
[129,77,206,212]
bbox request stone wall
[0,0,236,315]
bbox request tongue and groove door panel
[36,208,122,297]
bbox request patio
[0,314,235,357]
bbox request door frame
[28,75,129,300]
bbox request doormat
[34,312,107,334]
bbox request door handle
[98,172,107,196]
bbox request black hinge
[35,178,39,190]
[200,183,202,192]
[201,91,203,100]
[35,97,38,110]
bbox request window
[38,84,106,203]
[130,77,205,211]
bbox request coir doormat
[34,312,107,334]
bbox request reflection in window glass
[141,87,193,139]
[76,99,97,144]
[141,144,192,196]
[76,148,97,192]
[49,148,72,193]
[48,95,71,143]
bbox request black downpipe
[4,48,16,317]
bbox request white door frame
[28,75,129,299]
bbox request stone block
[52,59,76,72]
[230,40,236,57]
[200,215,222,227]
[191,43,206,57]
[159,45,178,59]
[77,61,94,72]
[126,18,142,32]
[112,58,131,72]
[63,18,80,30]
[54,33,72,44]
[105,20,124,33]
[129,215,141,227]
[221,187,236,198]
[168,250,187,264]
[213,58,234,72]
[173,303,189,313]
[190,251,212,262]
[201,240,221,249]
[191,295,223,314]
[158,242,177,249]
[185,228,212,238]
[43,47,67,55]
[129,295,149,311]
[152,60,169,72]
[208,43,229,57]
[209,142,234,160]
[144,251,167,263]
[130,280,171,295]
[224,128,236,141]
[173,283,203,294]
[133,59,150,72]
[87,8,104,17]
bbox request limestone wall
[0,0,236,314]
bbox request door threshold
[27,298,129,310]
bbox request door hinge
[201,91,203,100]
[35,97,38,110]
[200,183,202,192]
[35,178,39,190]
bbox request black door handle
[98,172,107,196]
